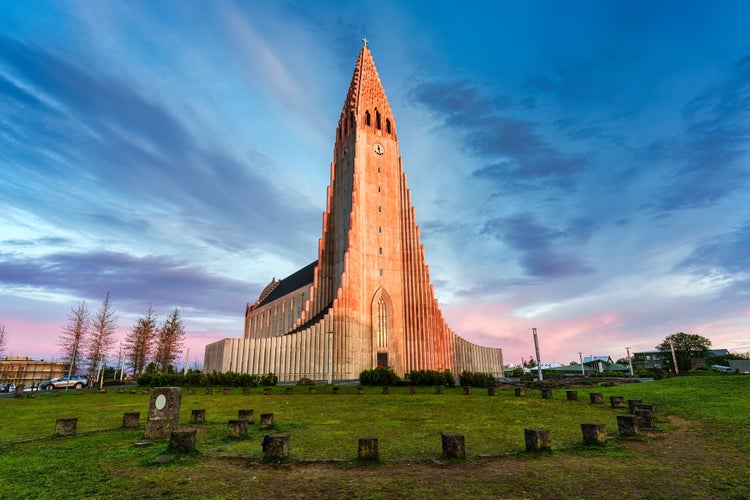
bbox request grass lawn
[1,376,748,499]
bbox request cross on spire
[362,37,368,48]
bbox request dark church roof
[255,260,317,307]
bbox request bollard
[541,389,553,399]
[169,429,197,453]
[358,436,379,461]
[122,412,140,429]
[54,418,78,436]
[524,428,551,452]
[260,413,275,430]
[515,388,525,397]
[617,414,639,437]
[581,423,607,445]
[238,409,254,423]
[191,408,206,424]
[262,434,290,459]
[610,396,625,408]
[227,419,248,438]
[589,392,603,404]
[435,386,444,395]
[566,390,578,401]
[441,433,466,459]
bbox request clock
[373,143,385,155]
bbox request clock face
[373,143,385,155]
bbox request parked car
[40,375,89,390]
[0,383,16,393]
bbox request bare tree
[85,291,118,380]
[124,304,158,376]
[154,307,185,373]
[0,323,7,358]
[57,302,89,374]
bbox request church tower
[204,42,503,380]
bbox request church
[203,42,503,381]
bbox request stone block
[357,386,365,394]
[541,389,553,399]
[610,396,625,408]
[55,418,77,436]
[242,387,251,395]
[566,390,578,401]
[524,428,551,452]
[435,386,444,395]
[238,409,254,423]
[285,387,294,395]
[628,399,643,413]
[191,408,206,424]
[169,429,197,453]
[581,423,607,445]
[309,387,317,394]
[617,414,639,437]
[409,386,417,394]
[358,436,379,461]
[332,386,341,394]
[487,387,496,396]
[263,387,272,395]
[515,388,525,397]
[260,413,274,430]
[589,392,603,404]
[441,433,466,459]
[122,412,140,429]
[144,387,182,440]
[188,387,196,395]
[462,386,471,395]
[204,388,213,395]
[26,391,35,399]
[262,433,290,459]
[14,384,25,397]
[381,386,389,395]
[223,388,231,395]
[228,419,248,438]
[635,408,654,428]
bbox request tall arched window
[364,110,371,126]
[377,296,387,347]
[376,110,382,130]
[385,119,391,134]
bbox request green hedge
[458,371,495,388]
[359,366,401,386]
[406,369,455,387]
[136,370,278,387]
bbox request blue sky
[2,1,750,368]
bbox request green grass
[1,376,749,499]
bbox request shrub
[458,371,495,388]
[359,366,400,386]
[135,370,275,387]
[406,369,455,387]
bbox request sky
[2,1,750,370]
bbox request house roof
[604,363,630,372]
